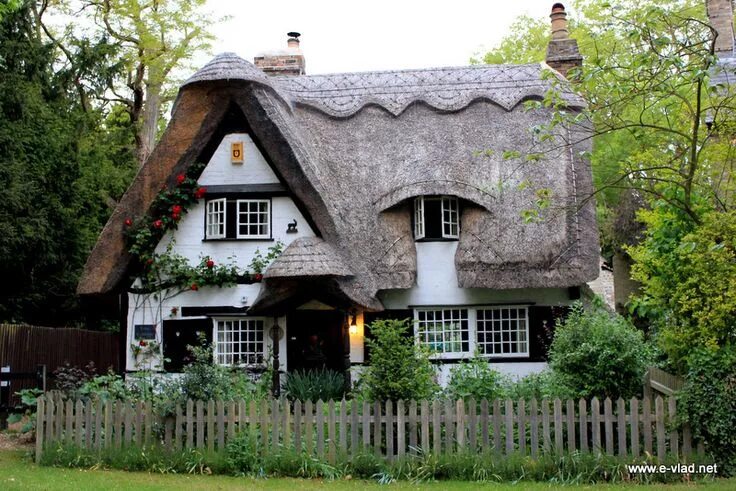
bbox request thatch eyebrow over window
[413,196,459,240]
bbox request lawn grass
[1,450,734,490]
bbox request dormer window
[413,196,459,240]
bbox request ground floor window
[415,308,469,356]
[413,306,529,359]
[214,318,265,366]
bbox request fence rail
[35,395,700,464]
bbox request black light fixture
[349,312,358,336]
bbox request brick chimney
[706,0,735,57]
[545,3,583,79]
[254,32,306,76]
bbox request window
[206,198,226,239]
[476,307,529,357]
[413,196,459,240]
[237,199,270,238]
[415,308,469,356]
[204,198,272,240]
[413,306,530,359]
[214,318,265,366]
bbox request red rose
[254,273,263,281]
[190,283,199,291]
[206,260,215,268]
[172,212,181,221]
[146,258,154,265]
[139,340,146,347]
[176,174,186,185]
[124,218,133,227]
[172,205,182,214]
[194,187,207,199]
[153,219,163,228]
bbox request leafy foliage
[679,346,736,475]
[283,369,347,402]
[361,319,438,401]
[444,355,507,402]
[548,303,652,399]
[0,5,136,325]
[178,333,261,403]
[630,210,736,369]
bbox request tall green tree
[0,3,136,325]
[40,0,219,165]
[480,0,736,367]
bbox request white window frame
[205,198,227,239]
[413,306,531,359]
[212,317,267,367]
[414,197,425,239]
[236,199,271,239]
[413,195,459,240]
[441,196,459,238]
[414,308,470,358]
[475,306,530,358]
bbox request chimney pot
[287,31,301,49]
[545,3,582,79]
[550,3,569,40]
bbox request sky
[197,0,555,74]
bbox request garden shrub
[361,318,438,401]
[548,302,652,400]
[679,345,736,476]
[503,370,572,401]
[179,334,260,402]
[630,208,736,371]
[445,355,507,401]
[283,369,346,402]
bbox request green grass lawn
[1,450,734,491]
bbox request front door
[286,310,345,373]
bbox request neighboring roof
[708,56,736,88]
[264,238,352,278]
[78,53,599,309]
[706,57,736,124]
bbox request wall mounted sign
[134,324,156,340]
[231,142,244,164]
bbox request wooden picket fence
[35,394,699,464]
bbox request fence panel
[1,324,119,407]
[34,395,698,465]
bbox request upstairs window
[413,196,459,240]
[204,198,271,240]
[237,199,270,239]
[206,198,227,239]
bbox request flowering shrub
[124,163,205,262]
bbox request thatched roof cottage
[78,4,599,384]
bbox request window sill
[414,237,459,243]
[429,355,532,364]
[203,237,275,242]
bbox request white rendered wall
[126,133,314,372]
[379,241,573,308]
[376,241,574,380]
[435,362,548,386]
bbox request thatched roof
[78,53,599,311]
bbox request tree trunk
[138,81,161,166]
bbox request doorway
[286,310,346,373]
